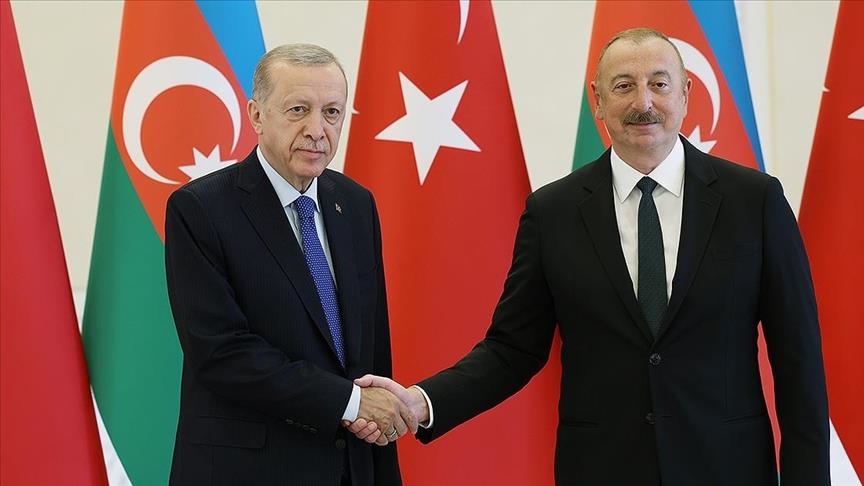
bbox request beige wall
[10,0,839,294]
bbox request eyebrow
[609,69,673,83]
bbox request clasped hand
[342,375,428,446]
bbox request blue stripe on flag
[690,0,765,171]
[196,0,265,99]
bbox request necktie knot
[637,177,658,196]
[294,195,316,220]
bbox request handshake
[341,375,430,446]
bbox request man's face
[591,37,691,164]
[248,62,347,191]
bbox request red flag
[344,1,560,484]
[799,1,864,480]
[0,1,108,484]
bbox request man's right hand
[355,375,430,428]
[354,386,417,446]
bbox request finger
[375,432,389,446]
[345,418,369,434]
[355,421,378,440]
[354,374,375,387]
[366,429,383,444]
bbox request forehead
[268,62,347,102]
[598,37,683,82]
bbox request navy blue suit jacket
[165,149,400,486]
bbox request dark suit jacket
[165,149,400,486]
[416,137,829,486]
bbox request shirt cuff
[411,385,434,429]
[341,384,361,422]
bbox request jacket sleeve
[758,177,830,485]
[416,194,558,442]
[165,186,353,433]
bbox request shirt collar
[257,146,320,212]
[610,136,685,203]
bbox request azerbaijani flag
[81,2,263,483]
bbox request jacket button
[285,419,294,425]
[335,438,347,449]
[645,412,656,425]
[649,353,662,366]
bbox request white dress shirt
[611,138,685,301]
[258,148,361,422]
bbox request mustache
[294,142,328,152]
[623,110,665,124]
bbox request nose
[632,86,653,113]
[303,113,325,141]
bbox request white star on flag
[376,72,480,184]
[179,145,236,181]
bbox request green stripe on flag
[573,90,606,170]
[82,127,181,485]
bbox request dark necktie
[294,195,345,365]
[636,177,667,338]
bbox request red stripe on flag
[0,1,108,483]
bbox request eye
[654,82,669,89]
[325,107,341,118]
[286,106,307,115]
[613,82,633,91]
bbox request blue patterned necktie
[294,195,345,366]
[636,177,667,338]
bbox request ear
[247,99,263,134]
[590,81,604,120]
[682,77,692,114]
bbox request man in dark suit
[165,44,414,486]
[353,28,830,485]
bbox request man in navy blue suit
[166,44,413,486]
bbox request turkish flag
[0,1,107,483]
[344,1,559,484]
[799,1,864,480]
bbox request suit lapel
[236,154,343,365]
[659,139,721,337]
[318,173,363,371]
[578,154,654,343]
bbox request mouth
[295,148,326,156]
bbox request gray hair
[251,43,346,102]
[595,28,687,84]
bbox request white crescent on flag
[122,56,241,184]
